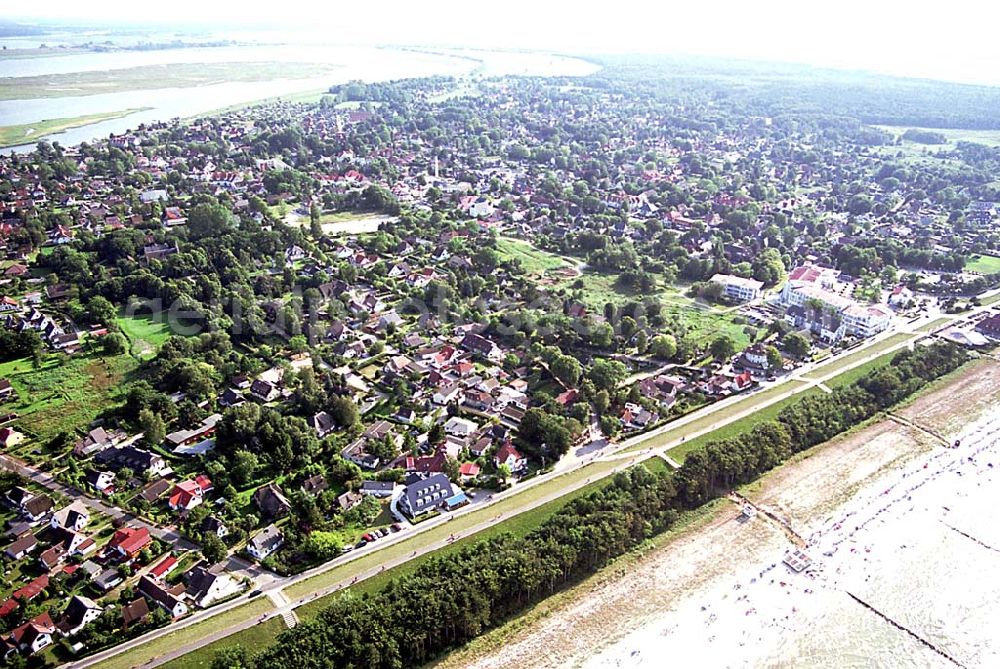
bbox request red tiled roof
[14,574,49,601]
[150,555,177,579]
[110,527,151,556]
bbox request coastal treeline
[215,342,967,669]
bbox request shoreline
[434,358,1000,669]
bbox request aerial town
[0,62,998,666]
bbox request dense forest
[215,342,967,669]
[588,55,1000,130]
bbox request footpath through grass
[116,313,173,359]
[158,617,285,669]
[93,598,274,669]
[621,379,810,457]
[164,460,635,666]
[285,458,621,601]
[800,332,914,380]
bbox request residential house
[710,274,764,302]
[149,555,178,581]
[308,411,336,438]
[121,598,150,630]
[201,515,228,539]
[11,612,55,655]
[301,474,328,496]
[139,478,172,504]
[185,565,239,607]
[94,568,123,592]
[252,483,291,520]
[56,596,102,637]
[50,501,89,532]
[22,495,54,523]
[94,445,167,477]
[398,473,458,519]
[0,427,24,449]
[458,462,481,481]
[459,333,504,362]
[108,526,152,560]
[620,403,659,430]
[137,575,188,619]
[444,416,478,437]
[494,443,527,471]
[4,533,37,560]
[168,476,212,512]
[360,480,395,498]
[247,524,284,561]
[334,490,362,512]
[249,379,279,403]
[84,469,116,495]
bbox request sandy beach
[438,359,1000,669]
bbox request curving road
[62,296,1000,669]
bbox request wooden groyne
[727,492,807,549]
[886,412,951,447]
[846,592,966,668]
[941,520,1000,553]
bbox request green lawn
[821,350,897,389]
[0,353,137,445]
[496,237,573,275]
[875,125,1000,149]
[158,617,285,669]
[116,313,173,359]
[800,333,914,380]
[621,379,811,457]
[917,317,952,333]
[966,254,1000,274]
[92,599,274,669]
[549,271,754,350]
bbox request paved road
[63,300,1000,669]
[0,453,198,551]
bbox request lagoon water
[0,43,598,153]
[588,411,1000,669]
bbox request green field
[0,108,150,148]
[966,254,1000,274]
[93,599,274,669]
[821,350,897,389]
[159,617,285,669]
[800,333,914,380]
[621,379,808,460]
[496,237,573,275]
[116,313,174,358]
[917,317,952,333]
[0,62,340,101]
[548,270,754,350]
[875,125,1000,149]
[0,353,136,445]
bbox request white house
[444,416,479,437]
[50,502,89,532]
[247,525,284,561]
[710,274,764,302]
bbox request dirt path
[437,359,1000,669]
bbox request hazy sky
[10,0,1000,86]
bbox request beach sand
[437,359,1000,669]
